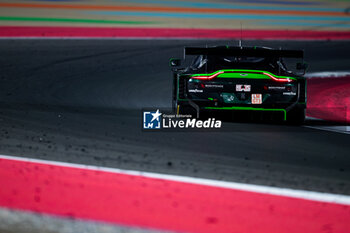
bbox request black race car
[170,46,308,124]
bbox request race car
[170,46,308,124]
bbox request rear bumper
[175,75,307,120]
[203,106,288,120]
[180,99,306,121]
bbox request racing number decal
[236,84,251,92]
[251,94,262,104]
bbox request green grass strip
[0,16,155,25]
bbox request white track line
[304,117,350,135]
[1,154,350,205]
[304,125,350,135]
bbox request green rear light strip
[190,69,296,81]
[204,106,287,121]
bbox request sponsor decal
[143,109,162,129]
[188,89,203,93]
[239,93,247,100]
[205,84,224,88]
[236,84,251,92]
[283,92,297,96]
[251,94,262,104]
[143,109,221,130]
[221,93,235,103]
[268,86,285,90]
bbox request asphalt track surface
[0,39,349,196]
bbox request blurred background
[0,0,349,32]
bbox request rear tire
[287,108,306,125]
[178,104,197,117]
[172,99,177,114]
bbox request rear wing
[184,47,304,58]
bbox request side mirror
[169,58,181,67]
[296,62,308,70]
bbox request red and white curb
[305,71,350,134]
[1,26,350,40]
[1,154,350,233]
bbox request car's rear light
[263,72,292,82]
[191,71,224,80]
